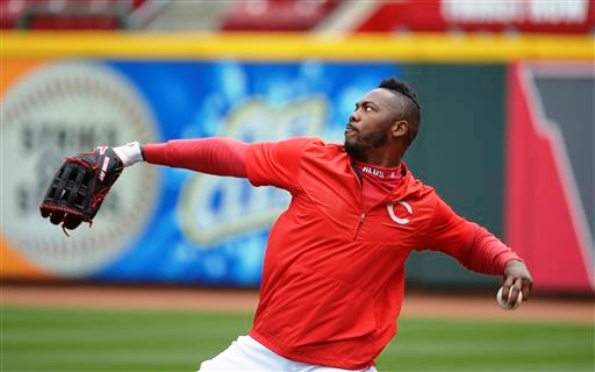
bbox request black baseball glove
[40,145,123,232]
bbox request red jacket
[245,138,518,369]
[144,136,520,369]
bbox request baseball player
[41,77,533,371]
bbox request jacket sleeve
[419,196,521,275]
[143,137,248,178]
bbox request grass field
[1,306,593,371]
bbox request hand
[501,259,533,307]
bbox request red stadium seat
[0,0,27,29]
[1,0,147,30]
[221,0,340,32]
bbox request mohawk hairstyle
[379,77,421,146]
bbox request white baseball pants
[198,335,378,372]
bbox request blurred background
[1,0,593,371]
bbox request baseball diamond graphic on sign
[0,61,160,277]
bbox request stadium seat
[1,0,147,30]
[221,0,340,32]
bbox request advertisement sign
[0,59,396,285]
[358,0,595,33]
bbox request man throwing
[40,77,533,371]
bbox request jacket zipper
[351,180,403,240]
[353,212,366,240]
[350,163,365,240]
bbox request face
[344,88,402,161]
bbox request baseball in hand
[496,287,523,310]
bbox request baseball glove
[40,145,123,232]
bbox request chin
[343,138,354,151]
[344,140,365,161]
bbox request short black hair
[379,77,421,146]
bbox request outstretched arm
[115,137,249,178]
[41,138,250,232]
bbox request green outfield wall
[402,64,507,287]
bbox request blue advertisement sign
[2,59,397,285]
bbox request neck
[362,146,403,167]
[362,155,401,167]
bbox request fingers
[501,276,515,302]
[521,279,532,302]
[507,278,523,307]
[502,277,525,307]
[502,278,532,309]
[502,260,533,307]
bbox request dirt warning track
[1,283,592,325]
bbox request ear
[391,120,409,140]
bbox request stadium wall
[1,32,592,293]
